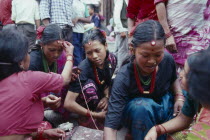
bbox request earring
[20,65,25,70]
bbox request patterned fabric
[167,0,210,67]
[75,53,117,111]
[169,108,210,140]
[39,0,74,28]
[25,121,52,140]
[69,126,103,140]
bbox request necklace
[136,65,151,86]
[42,50,57,73]
[92,54,112,85]
[93,65,105,85]
[133,60,156,94]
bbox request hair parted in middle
[131,20,166,48]
[82,29,106,46]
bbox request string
[77,74,99,130]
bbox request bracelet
[86,109,91,117]
[165,32,172,39]
[38,129,44,139]
[66,58,73,63]
[66,54,73,57]
[175,94,185,100]
[177,98,185,102]
[160,124,167,134]
[176,94,184,97]
[155,125,162,136]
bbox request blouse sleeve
[105,73,129,129]
[126,0,141,19]
[181,93,197,118]
[26,71,63,95]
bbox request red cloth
[0,0,14,25]
[0,71,63,136]
[126,0,167,21]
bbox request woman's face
[179,61,190,91]
[134,40,165,75]
[84,40,107,68]
[88,7,94,15]
[42,41,63,64]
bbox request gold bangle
[177,99,185,102]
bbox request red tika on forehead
[151,41,156,46]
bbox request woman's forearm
[160,113,193,134]
[104,127,117,140]
[61,56,73,86]
[64,97,89,116]
[172,79,183,95]
[128,18,135,32]
[156,2,170,34]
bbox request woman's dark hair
[131,20,166,48]
[41,24,62,45]
[88,4,99,13]
[188,48,210,105]
[82,29,106,46]
[0,28,29,81]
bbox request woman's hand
[58,41,74,56]
[166,35,177,53]
[43,128,65,140]
[97,97,109,111]
[43,95,61,109]
[94,111,107,119]
[173,100,184,116]
[70,67,82,82]
[144,126,158,140]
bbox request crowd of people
[0,0,210,140]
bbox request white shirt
[113,0,128,33]
[12,0,40,25]
[72,0,86,33]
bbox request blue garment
[72,32,84,66]
[105,52,177,139]
[123,92,174,140]
[91,14,101,28]
[181,90,199,118]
